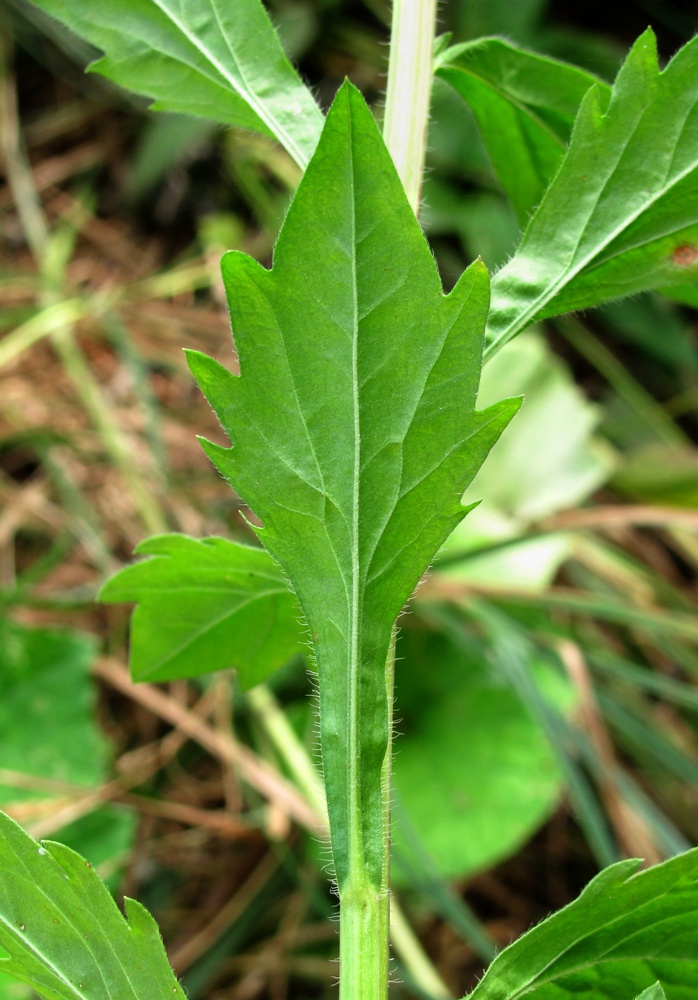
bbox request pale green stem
[382,0,438,215]
[339,635,394,1000]
[339,880,390,1000]
[247,681,452,998]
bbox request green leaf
[186,82,519,890]
[0,810,185,1000]
[99,534,304,687]
[635,986,668,1000]
[487,30,698,358]
[465,848,698,1000]
[392,628,572,882]
[436,38,609,224]
[0,622,106,801]
[27,0,324,169]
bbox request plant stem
[247,683,453,998]
[383,0,438,214]
[340,881,390,999]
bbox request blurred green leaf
[26,0,324,169]
[438,331,612,590]
[421,180,519,271]
[99,534,304,687]
[0,970,32,1000]
[437,38,608,223]
[488,31,698,357]
[392,628,572,881]
[454,0,546,44]
[124,113,215,203]
[0,810,185,1000]
[465,848,698,1000]
[0,622,105,801]
[611,444,698,507]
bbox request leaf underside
[485,29,698,356]
[436,37,610,225]
[27,0,324,169]
[99,534,304,687]
[465,848,698,1000]
[0,810,184,1000]
[188,82,519,890]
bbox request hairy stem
[339,635,394,1000]
[382,0,438,214]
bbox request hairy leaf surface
[187,82,519,890]
[436,38,609,224]
[0,811,184,1000]
[99,534,303,687]
[28,0,324,169]
[465,848,698,1000]
[487,30,698,357]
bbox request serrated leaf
[186,82,519,890]
[0,810,184,1000]
[99,534,303,687]
[27,0,324,169]
[464,848,698,1000]
[436,38,609,224]
[487,30,698,357]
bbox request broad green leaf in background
[26,0,324,169]
[0,622,105,800]
[186,82,519,890]
[611,444,698,508]
[99,534,304,687]
[0,621,137,896]
[465,848,698,1000]
[0,968,32,1000]
[392,629,572,882]
[487,30,698,358]
[436,38,609,224]
[0,811,185,1000]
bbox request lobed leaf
[26,0,324,169]
[0,810,184,1000]
[187,82,519,890]
[99,534,304,687]
[465,848,698,1000]
[487,30,698,357]
[436,38,609,224]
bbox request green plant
[1,1,698,998]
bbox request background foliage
[1,0,697,997]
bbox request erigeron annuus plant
[1,1,698,998]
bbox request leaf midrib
[348,96,364,885]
